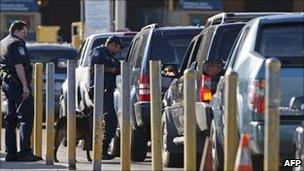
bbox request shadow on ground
[0,152,66,170]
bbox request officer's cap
[106,35,124,49]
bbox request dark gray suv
[113,24,202,162]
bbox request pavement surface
[0,128,182,170]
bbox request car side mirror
[202,59,224,76]
[161,64,179,78]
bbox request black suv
[113,24,202,161]
[161,13,269,167]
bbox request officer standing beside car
[0,20,42,161]
[89,35,122,160]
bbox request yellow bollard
[264,58,281,171]
[45,63,55,165]
[67,60,76,170]
[184,69,196,171]
[34,63,43,157]
[150,61,163,171]
[92,64,104,171]
[120,62,131,171]
[224,71,238,171]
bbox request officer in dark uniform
[89,36,122,160]
[0,20,42,161]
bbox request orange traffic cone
[200,136,213,171]
[234,133,253,171]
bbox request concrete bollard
[67,60,76,170]
[34,63,43,157]
[92,64,104,171]
[120,62,131,171]
[264,58,281,171]
[150,60,163,171]
[184,69,196,171]
[45,63,55,165]
[224,71,238,171]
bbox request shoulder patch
[18,46,25,56]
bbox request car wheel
[210,119,223,171]
[131,129,147,161]
[162,119,183,167]
[110,130,120,157]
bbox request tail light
[248,79,265,114]
[138,73,150,101]
[198,74,212,102]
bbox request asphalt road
[0,128,182,170]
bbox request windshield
[29,48,78,73]
[258,24,304,58]
[150,35,193,67]
[91,37,133,60]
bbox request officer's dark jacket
[0,34,32,85]
[89,45,120,90]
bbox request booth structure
[0,0,41,41]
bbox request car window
[258,24,304,58]
[128,37,141,67]
[29,48,78,73]
[211,27,243,62]
[195,28,215,70]
[187,34,204,69]
[229,27,250,69]
[178,40,195,73]
[135,34,149,68]
[150,34,193,67]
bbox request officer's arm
[15,64,28,89]
[91,49,117,74]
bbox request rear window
[92,37,133,60]
[209,26,243,62]
[29,48,78,73]
[258,24,304,58]
[150,35,194,67]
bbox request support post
[67,60,76,170]
[92,64,104,171]
[224,71,238,171]
[184,69,196,171]
[264,58,281,171]
[45,62,55,165]
[120,62,131,171]
[34,63,43,157]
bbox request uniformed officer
[0,20,42,161]
[89,36,122,160]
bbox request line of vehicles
[1,12,303,170]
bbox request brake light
[248,79,265,114]
[198,74,212,102]
[138,73,150,101]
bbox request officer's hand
[22,86,30,100]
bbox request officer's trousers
[2,82,34,155]
[89,88,118,153]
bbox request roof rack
[205,12,290,27]
[141,23,158,31]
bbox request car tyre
[162,118,183,167]
[131,129,147,162]
[210,119,223,171]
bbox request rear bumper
[249,117,304,158]
[134,101,150,129]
